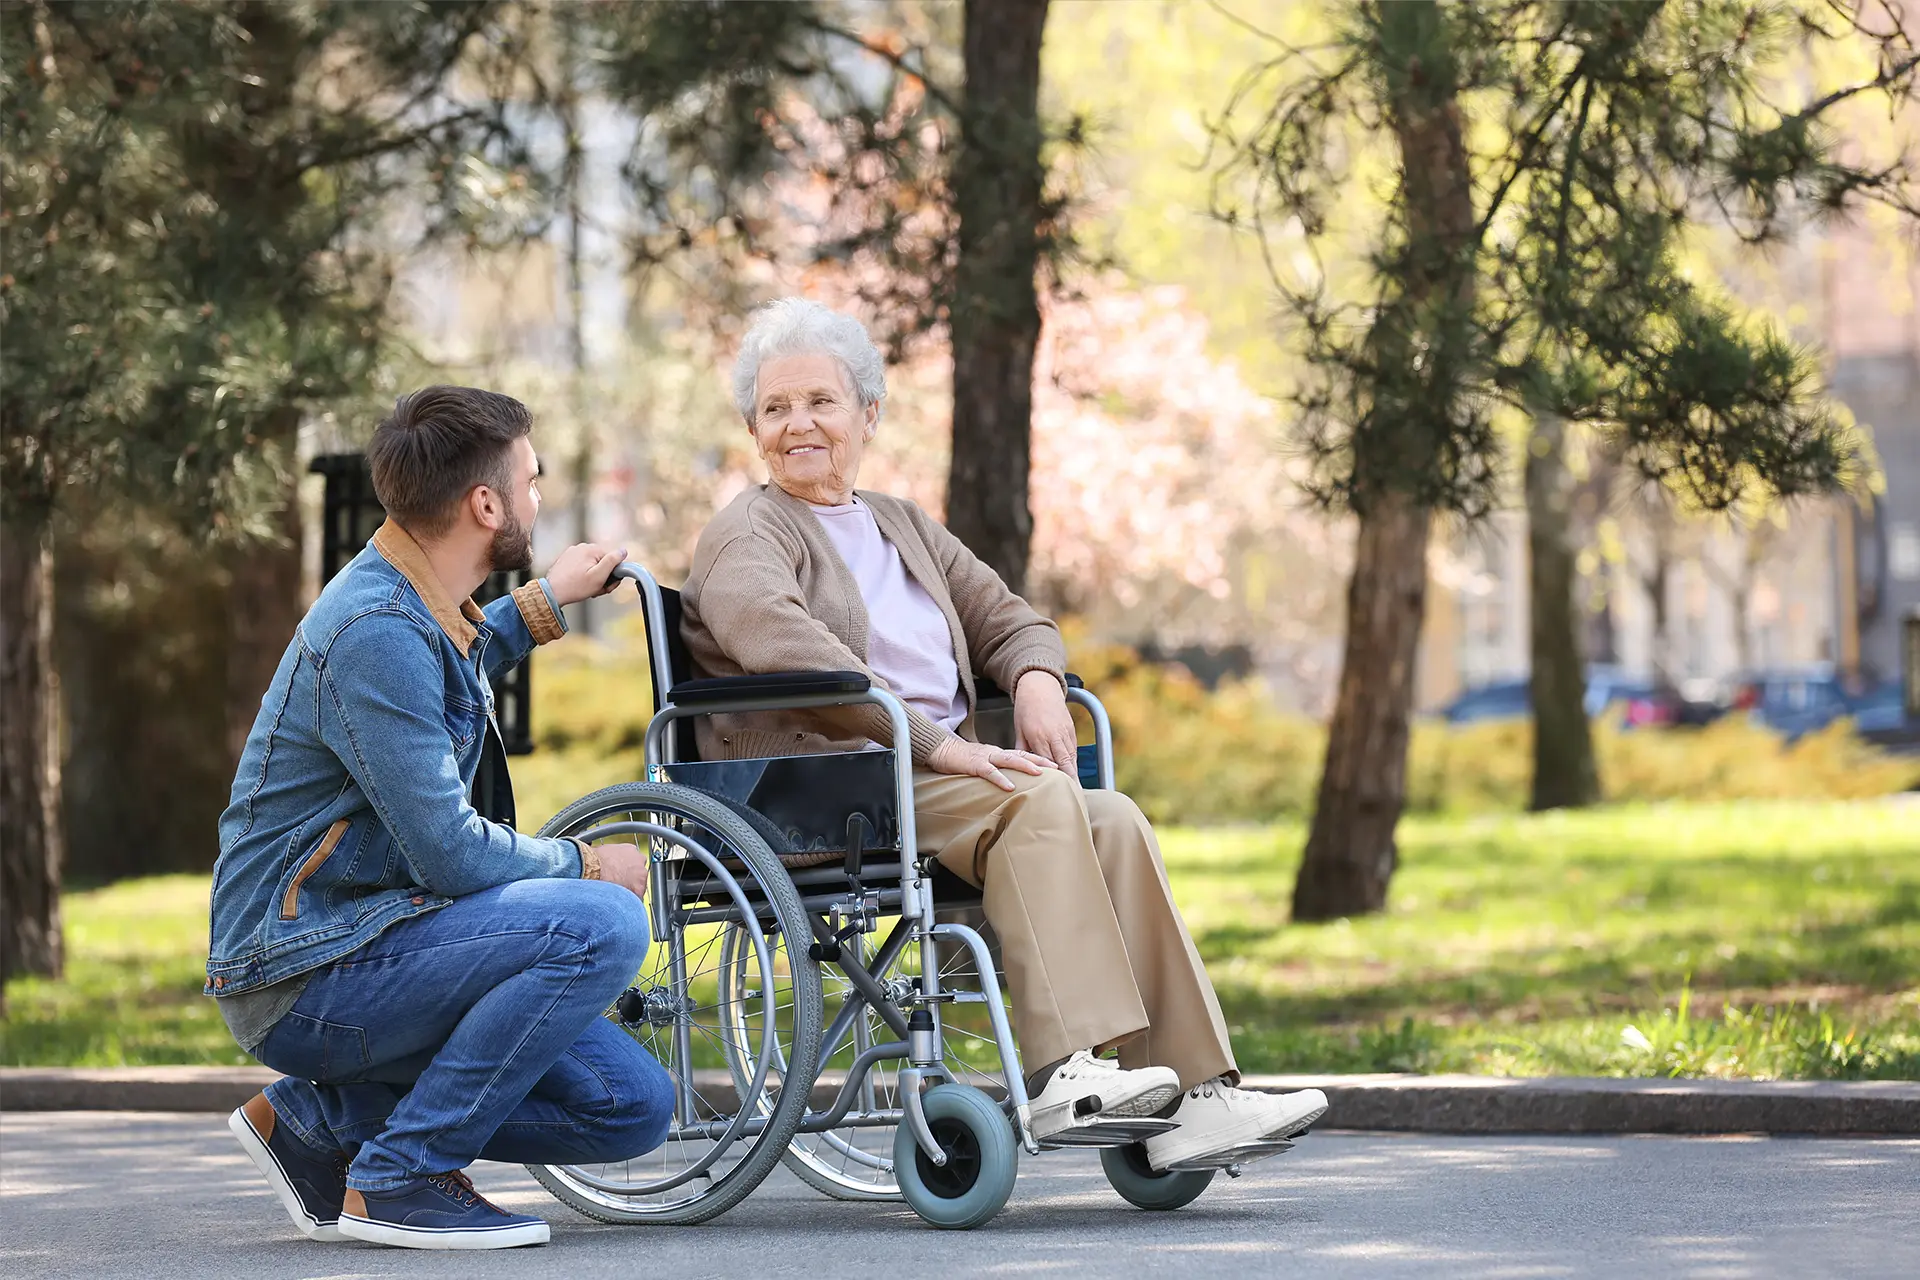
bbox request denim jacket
[206,520,582,997]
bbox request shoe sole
[338,1213,550,1250]
[227,1107,343,1243]
[1145,1092,1329,1172]
[1101,1081,1182,1120]
[1030,1078,1181,1141]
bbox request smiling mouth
[786,446,824,455]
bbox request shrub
[530,613,655,756]
[1068,639,1917,823]
[521,620,1920,829]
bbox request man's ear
[468,483,503,532]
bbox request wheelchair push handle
[606,561,646,590]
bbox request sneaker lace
[1186,1076,1241,1103]
[427,1170,497,1212]
[1058,1050,1109,1080]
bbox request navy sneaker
[228,1092,348,1241]
[339,1170,550,1250]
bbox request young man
[207,387,666,1250]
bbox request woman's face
[749,352,876,506]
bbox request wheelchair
[525,562,1294,1229]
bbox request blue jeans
[254,878,673,1192]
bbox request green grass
[1,875,248,1066]
[4,801,1917,1077]
[1164,802,1920,1079]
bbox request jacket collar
[371,519,486,657]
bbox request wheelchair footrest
[1161,1137,1296,1172]
[1036,1118,1181,1149]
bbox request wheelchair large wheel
[893,1082,1019,1229]
[526,782,823,1225]
[717,918,1012,1202]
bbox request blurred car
[1846,679,1920,754]
[1440,678,1531,724]
[1729,665,1852,741]
[1441,667,1665,726]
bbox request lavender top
[809,498,969,736]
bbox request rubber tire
[893,1084,1018,1230]
[525,781,823,1226]
[1100,1143,1216,1211]
[772,928,1006,1204]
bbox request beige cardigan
[679,484,1067,764]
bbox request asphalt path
[2,1112,1914,1278]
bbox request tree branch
[1786,50,1920,123]
[1472,49,1589,249]
[795,15,964,119]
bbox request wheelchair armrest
[669,670,872,706]
[974,672,1086,707]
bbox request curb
[1240,1073,1920,1136]
[4,1067,1916,1135]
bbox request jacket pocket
[444,692,485,752]
[281,819,350,920]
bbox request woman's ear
[861,401,879,441]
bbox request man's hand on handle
[547,543,628,607]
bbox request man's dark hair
[367,386,533,536]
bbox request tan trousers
[914,768,1237,1089]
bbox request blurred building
[1828,228,1920,688]
[1418,226,1920,707]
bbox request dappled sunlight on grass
[1157,803,1920,1078]
[1,875,243,1067]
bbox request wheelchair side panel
[655,751,903,855]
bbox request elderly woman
[680,298,1326,1170]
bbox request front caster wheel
[893,1084,1018,1229]
[1100,1142,1216,1210]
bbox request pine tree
[0,0,522,987]
[1212,0,1915,919]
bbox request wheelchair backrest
[623,564,702,762]
[655,588,703,763]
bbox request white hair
[732,298,888,425]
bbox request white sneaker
[1027,1050,1181,1141]
[1144,1080,1327,1170]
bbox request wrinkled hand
[593,841,651,901]
[927,736,1058,793]
[1013,670,1077,774]
[547,542,628,607]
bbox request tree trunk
[1294,0,1473,921]
[1294,497,1430,919]
[1527,415,1598,809]
[1,506,64,989]
[1644,544,1672,689]
[945,0,1049,595]
[560,0,595,636]
[60,512,234,884]
[224,478,303,770]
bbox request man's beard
[488,506,534,575]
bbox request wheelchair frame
[627,560,1132,1160]
[529,562,1214,1228]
